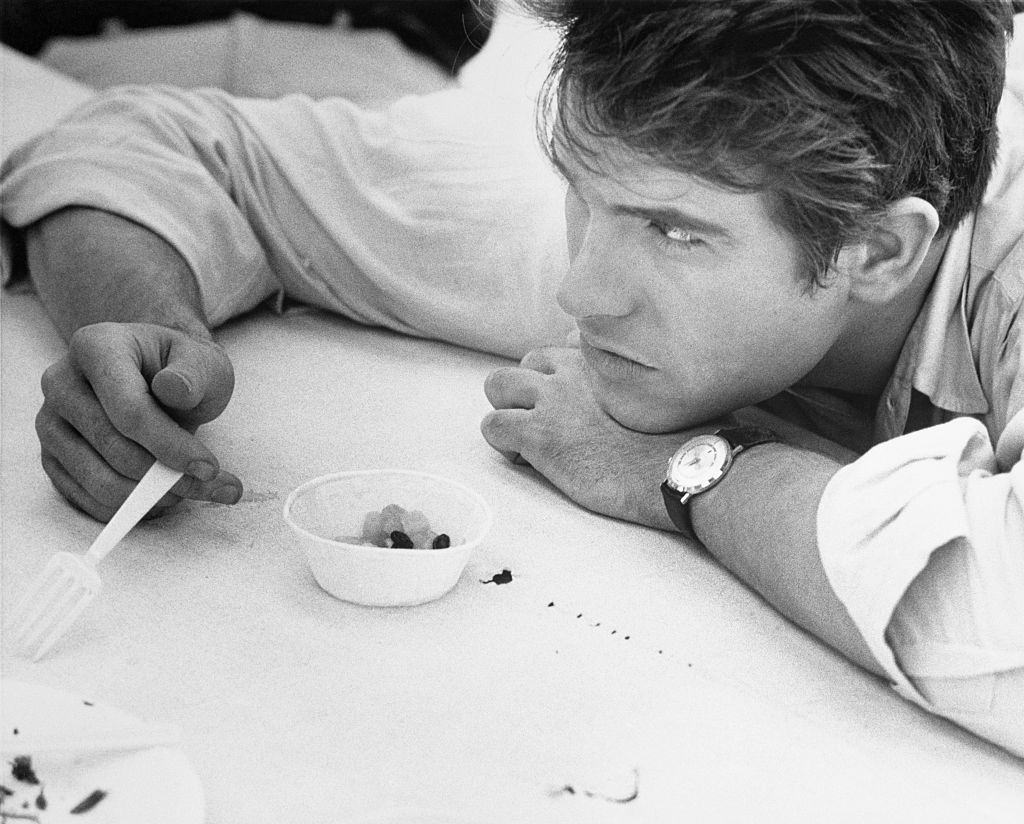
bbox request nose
[556,188,635,320]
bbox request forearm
[689,442,886,677]
[25,207,211,342]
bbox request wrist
[661,425,779,542]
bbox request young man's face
[553,132,856,434]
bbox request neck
[804,234,950,398]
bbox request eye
[649,220,705,251]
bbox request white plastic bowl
[283,469,493,607]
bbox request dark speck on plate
[11,756,39,785]
[69,789,108,815]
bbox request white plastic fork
[8,461,184,661]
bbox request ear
[833,197,941,304]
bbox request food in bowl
[337,503,452,549]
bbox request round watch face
[665,434,733,493]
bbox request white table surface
[2,46,1024,824]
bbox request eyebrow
[549,141,734,241]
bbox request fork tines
[8,552,102,661]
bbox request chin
[582,360,735,434]
[593,388,698,435]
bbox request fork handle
[85,461,185,566]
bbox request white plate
[0,680,204,824]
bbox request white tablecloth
[2,45,1023,824]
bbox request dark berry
[431,533,451,549]
[389,530,414,549]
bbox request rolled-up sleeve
[0,88,278,325]
[818,414,1024,758]
[0,83,571,355]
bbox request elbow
[895,665,1024,761]
[885,537,1024,760]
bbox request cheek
[647,286,847,408]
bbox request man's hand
[35,321,241,521]
[481,347,698,530]
[21,207,242,521]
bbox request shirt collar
[873,76,1024,439]
[878,75,1024,442]
[875,214,989,441]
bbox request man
[2,1,1021,757]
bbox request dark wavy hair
[517,0,1014,284]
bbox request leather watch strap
[661,481,696,538]
[661,425,776,541]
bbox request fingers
[41,451,125,522]
[70,327,217,475]
[483,367,546,411]
[483,350,577,465]
[172,468,243,505]
[37,402,242,519]
[39,430,181,523]
[40,361,154,480]
[519,347,564,374]
[486,348,583,411]
[68,325,225,477]
[482,347,592,473]
[480,407,533,464]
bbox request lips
[578,335,653,380]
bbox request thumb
[151,366,202,412]
[150,338,234,423]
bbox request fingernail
[173,372,193,394]
[211,485,241,505]
[187,460,217,482]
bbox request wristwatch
[660,426,777,540]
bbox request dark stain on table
[551,768,640,804]
[199,489,278,509]
[481,568,513,585]
[545,600,669,657]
